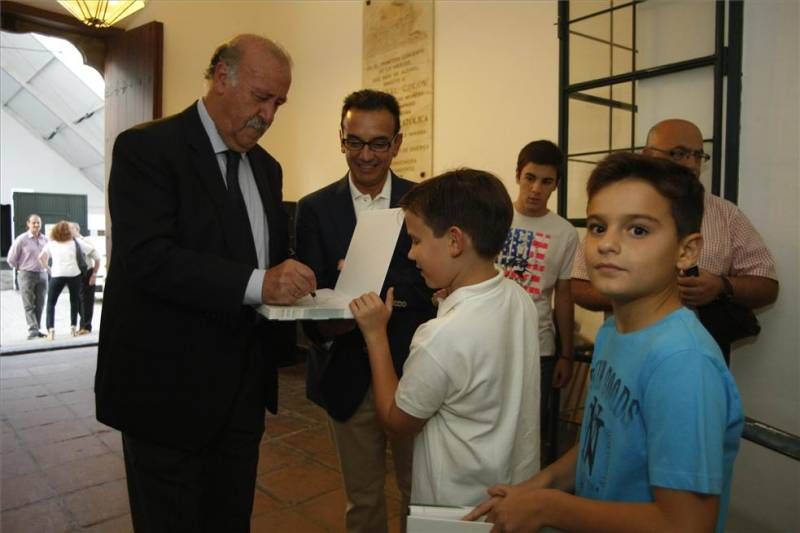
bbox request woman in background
[38,220,97,340]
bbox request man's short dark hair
[516,140,564,180]
[341,90,401,135]
[587,152,704,238]
[400,168,513,259]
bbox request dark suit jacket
[295,173,435,422]
[95,103,291,450]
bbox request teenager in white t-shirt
[496,140,579,463]
[349,168,540,506]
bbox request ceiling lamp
[57,1,147,28]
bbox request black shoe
[27,332,40,340]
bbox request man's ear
[676,232,703,271]
[211,62,230,95]
[339,129,346,154]
[447,226,467,258]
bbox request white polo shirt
[396,271,541,506]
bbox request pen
[289,248,316,299]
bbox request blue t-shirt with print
[575,307,743,533]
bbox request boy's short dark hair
[341,89,401,135]
[516,140,563,180]
[587,152,704,238]
[399,168,512,259]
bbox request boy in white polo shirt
[350,168,540,506]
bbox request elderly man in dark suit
[296,90,435,533]
[95,34,316,533]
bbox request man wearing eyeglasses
[571,118,778,363]
[295,89,435,533]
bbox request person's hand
[262,259,317,304]
[478,484,551,533]
[350,288,394,339]
[89,273,97,286]
[677,268,725,307]
[318,319,356,338]
[552,357,574,388]
[463,494,504,522]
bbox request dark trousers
[540,356,561,466]
[45,275,83,329]
[79,271,96,330]
[122,427,263,533]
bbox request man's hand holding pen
[261,258,317,305]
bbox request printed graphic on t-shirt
[577,358,641,496]
[498,228,550,297]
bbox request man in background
[7,213,48,339]
[571,118,778,362]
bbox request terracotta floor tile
[17,419,94,448]
[312,448,342,472]
[295,487,347,532]
[257,460,341,505]
[257,440,305,474]
[62,479,129,527]
[1,471,55,510]
[30,434,108,469]
[0,498,72,533]
[45,452,125,494]
[251,487,285,517]
[281,427,336,457]
[293,404,330,424]
[265,412,312,439]
[80,513,134,533]
[251,508,327,533]
[6,405,76,431]
[1,448,39,479]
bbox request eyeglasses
[341,134,398,153]
[644,146,710,163]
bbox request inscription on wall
[363,0,433,181]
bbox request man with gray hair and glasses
[571,118,778,363]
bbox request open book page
[408,505,560,532]
[408,505,490,532]
[256,208,405,321]
[257,289,353,320]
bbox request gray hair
[204,34,292,84]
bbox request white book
[408,505,491,532]
[407,504,562,532]
[256,208,405,321]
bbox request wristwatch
[718,275,734,301]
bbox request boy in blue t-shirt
[467,152,744,532]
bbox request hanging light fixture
[57,1,148,28]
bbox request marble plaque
[363,0,434,180]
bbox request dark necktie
[223,150,257,267]
[224,150,245,207]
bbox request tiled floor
[1,347,404,532]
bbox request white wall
[121,1,558,200]
[0,108,105,233]
[727,2,800,531]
